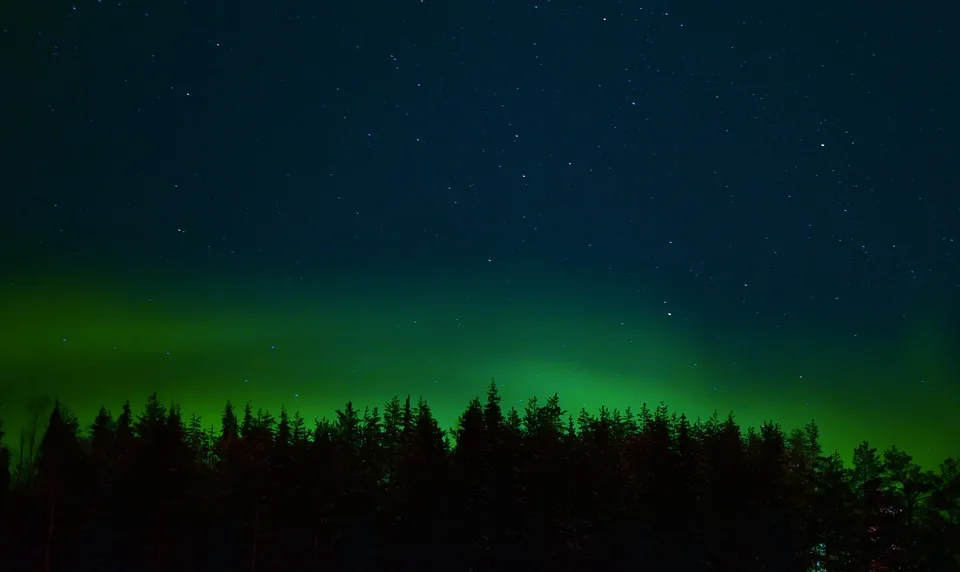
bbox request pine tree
[36,400,82,486]
[650,401,671,445]
[35,400,84,572]
[255,408,275,432]
[383,396,402,449]
[637,402,652,433]
[334,402,361,449]
[522,396,541,435]
[291,411,307,446]
[851,440,881,498]
[674,413,693,454]
[186,414,212,466]
[220,401,239,443]
[882,445,935,528]
[929,457,960,525]
[622,405,639,436]
[187,413,203,437]
[505,407,522,435]
[414,398,445,454]
[803,419,823,459]
[134,392,166,442]
[275,407,292,451]
[272,407,293,504]
[564,415,577,443]
[400,396,414,438]
[540,393,565,436]
[115,400,134,443]
[483,378,503,433]
[90,406,114,462]
[240,402,255,440]
[167,404,185,440]
[815,450,858,569]
[313,417,334,449]
[14,396,52,487]
[450,396,490,567]
[89,405,115,498]
[455,397,485,458]
[361,407,382,457]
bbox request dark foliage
[1,382,958,572]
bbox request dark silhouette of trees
[0,417,10,506]
[0,383,958,572]
[11,396,52,490]
[33,400,85,571]
[0,413,11,564]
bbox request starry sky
[1,0,957,468]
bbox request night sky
[2,0,957,468]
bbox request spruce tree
[90,406,114,462]
[290,411,307,446]
[134,392,166,443]
[483,378,503,433]
[335,401,361,450]
[220,401,238,443]
[115,400,134,444]
[852,440,881,498]
[382,396,402,449]
[35,400,84,571]
[240,402,255,440]
[454,397,484,458]
[275,407,292,451]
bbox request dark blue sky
[4,0,958,358]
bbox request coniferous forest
[0,381,958,572]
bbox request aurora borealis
[2,0,958,469]
[3,261,957,469]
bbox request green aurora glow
[1,263,957,469]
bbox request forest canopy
[1,380,958,571]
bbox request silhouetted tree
[0,416,10,493]
[450,396,489,565]
[335,401,361,451]
[0,384,956,572]
[382,395,402,449]
[924,457,960,570]
[186,413,214,467]
[89,406,113,463]
[454,397,484,459]
[360,406,383,484]
[35,400,85,572]
[133,392,166,442]
[114,400,133,446]
[240,402,255,440]
[483,378,503,434]
[220,401,239,443]
[852,440,882,498]
[381,397,448,570]
[14,395,52,488]
[274,407,292,460]
[291,410,307,446]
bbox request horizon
[3,263,956,471]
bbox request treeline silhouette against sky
[1,381,958,571]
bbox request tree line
[0,380,958,571]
